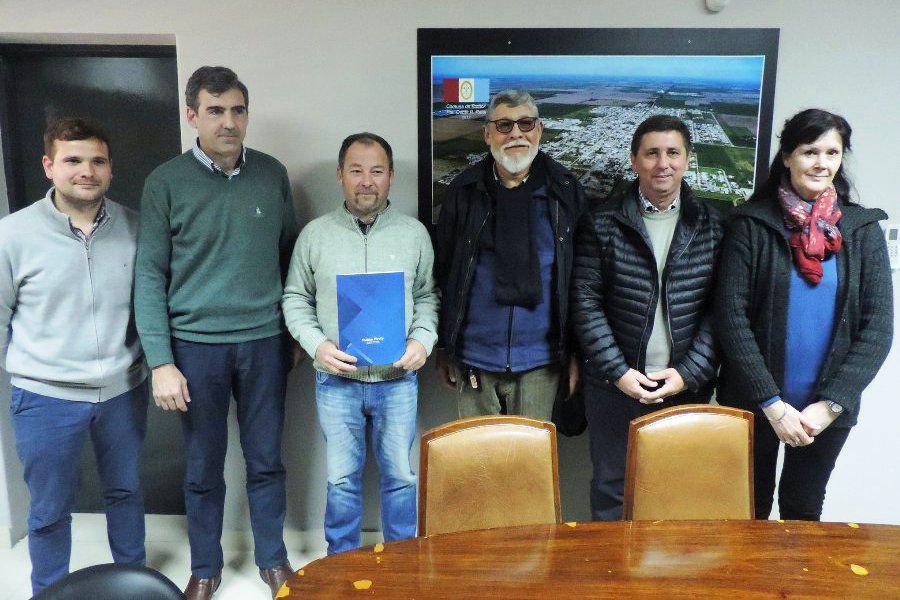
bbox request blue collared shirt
[191,138,247,180]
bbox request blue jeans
[315,370,418,554]
[173,334,288,578]
[11,382,148,595]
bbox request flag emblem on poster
[442,78,489,103]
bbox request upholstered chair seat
[419,416,561,537]
[624,404,754,520]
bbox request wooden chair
[418,415,561,537]
[624,404,754,520]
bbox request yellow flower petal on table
[374,543,385,553]
[565,522,577,527]
[850,564,869,576]
[353,579,374,590]
[276,583,291,598]
[848,523,860,528]
[777,519,785,523]
[298,570,304,576]
[802,568,809,572]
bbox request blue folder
[336,271,406,366]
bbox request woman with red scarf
[715,109,893,520]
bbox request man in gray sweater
[0,118,148,595]
[282,133,438,554]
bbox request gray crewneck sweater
[282,204,439,382]
[0,190,147,401]
[642,204,681,373]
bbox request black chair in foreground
[32,563,184,600]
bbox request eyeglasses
[487,117,539,134]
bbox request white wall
[0,129,21,548]
[0,120,30,547]
[0,0,897,541]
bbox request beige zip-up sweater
[282,204,439,382]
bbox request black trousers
[583,376,711,521]
[753,409,851,521]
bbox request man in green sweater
[134,66,298,599]
[282,133,438,554]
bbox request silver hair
[485,89,539,121]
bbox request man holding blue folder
[282,133,438,554]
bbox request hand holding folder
[336,271,406,367]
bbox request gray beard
[491,143,538,176]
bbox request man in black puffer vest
[571,115,723,520]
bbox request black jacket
[571,181,723,392]
[434,152,585,360]
[714,198,893,428]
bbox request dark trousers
[173,334,289,578]
[11,382,148,595]
[753,410,851,520]
[583,376,710,521]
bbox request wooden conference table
[280,519,900,598]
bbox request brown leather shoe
[184,574,221,600]
[259,562,294,597]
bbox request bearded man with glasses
[435,89,585,422]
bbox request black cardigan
[714,198,893,427]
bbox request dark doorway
[0,45,181,211]
[0,44,185,513]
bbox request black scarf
[486,153,547,307]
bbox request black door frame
[0,43,176,212]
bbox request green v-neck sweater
[135,149,298,368]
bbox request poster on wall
[417,28,779,227]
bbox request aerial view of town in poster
[430,54,766,223]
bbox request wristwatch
[826,401,844,415]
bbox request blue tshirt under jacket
[457,188,558,372]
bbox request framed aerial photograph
[417,28,779,227]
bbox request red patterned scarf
[777,176,842,285]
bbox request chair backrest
[418,415,561,537]
[32,563,184,600]
[624,404,754,520]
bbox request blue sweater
[782,256,839,409]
